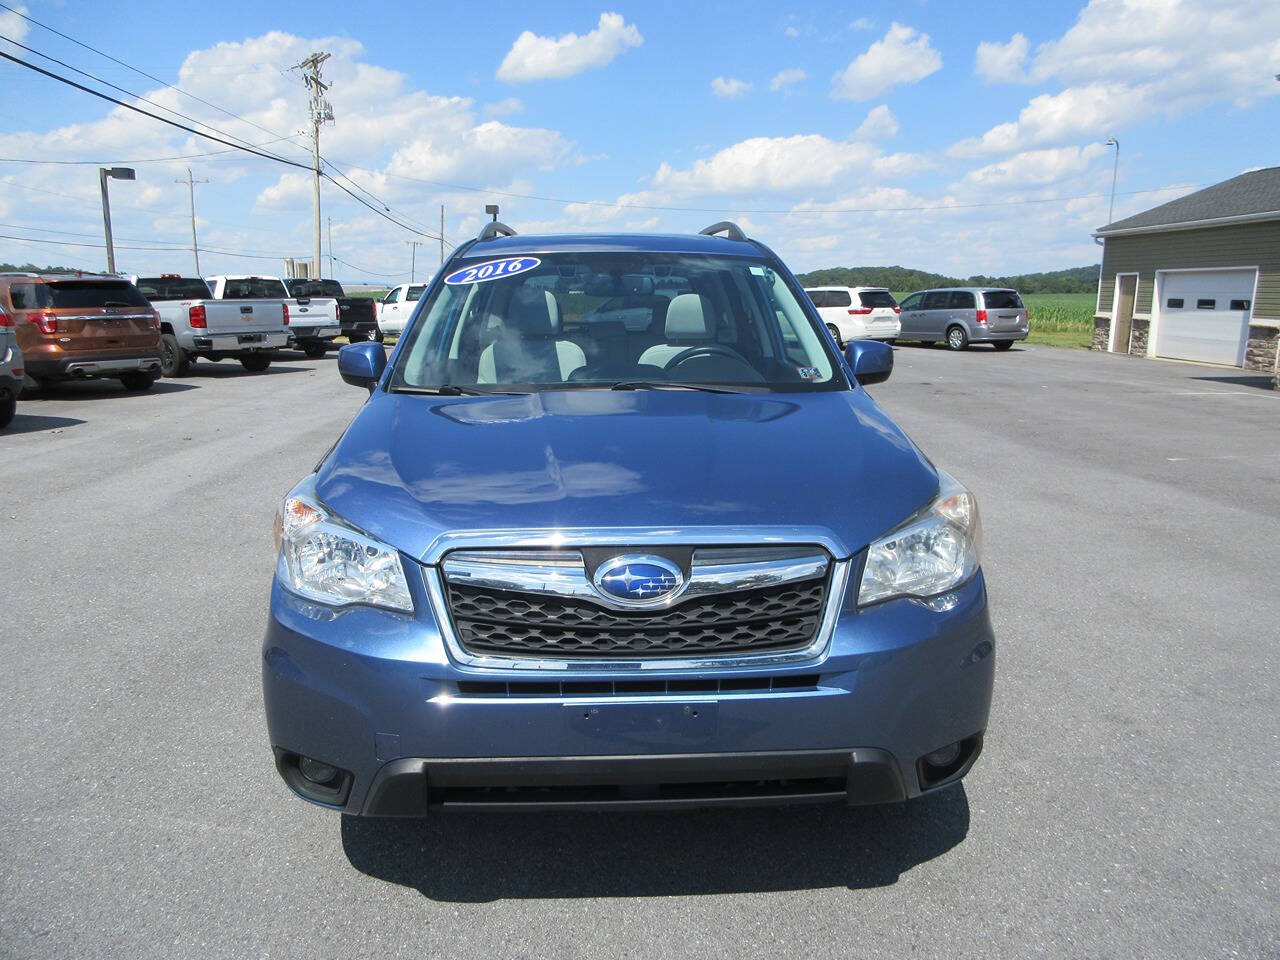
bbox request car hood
[314,389,938,562]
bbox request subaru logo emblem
[593,555,684,606]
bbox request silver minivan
[898,287,1029,351]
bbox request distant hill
[796,264,1100,294]
[0,261,82,275]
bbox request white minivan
[375,283,427,339]
[805,286,902,347]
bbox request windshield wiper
[609,380,746,394]
[389,384,529,396]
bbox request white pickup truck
[207,275,340,358]
[133,275,288,377]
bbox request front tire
[826,324,844,349]
[240,355,271,373]
[159,333,190,377]
[946,326,969,351]
[119,371,157,392]
[993,339,1014,351]
[0,392,15,429]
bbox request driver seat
[637,293,714,369]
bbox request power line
[333,255,402,278]
[0,0,307,152]
[0,230,306,260]
[0,134,305,166]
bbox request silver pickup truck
[133,275,288,377]
[207,275,340,359]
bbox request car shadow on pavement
[1188,373,1276,392]
[340,786,970,901]
[23,380,200,401]
[2,413,86,435]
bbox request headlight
[274,483,413,613]
[858,473,981,606]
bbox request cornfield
[1022,293,1096,332]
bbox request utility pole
[407,240,420,282]
[327,216,333,279]
[440,204,445,264]
[295,51,333,281]
[175,168,209,275]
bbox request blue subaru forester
[263,221,994,815]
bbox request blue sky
[0,0,1277,282]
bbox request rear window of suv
[136,277,211,301]
[9,280,151,310]
[806,290,852,308]
[982,290,1023,309]
[859,290,898,308]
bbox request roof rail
[698,221,748,242]
[477,221,517,242]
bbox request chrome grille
[440,547,831,660]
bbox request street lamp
[1104,138,1119,225]
[98,166,135,274]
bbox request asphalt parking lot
[1,344,1277,959]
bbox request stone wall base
[1129,318,1150,356]
[1091,317,1110,351]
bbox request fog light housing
[299,757,339,785]
[916,733,984,791]
[923,743,961,767]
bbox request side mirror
[844,339,893,386]
[338,341,387,391]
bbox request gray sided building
[1092,166,1280,387]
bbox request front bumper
[263,563,995,815]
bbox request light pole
[1105,137,1120,225]
[99,166,135,273]
[175,168,208,275]
[406,240,420,282]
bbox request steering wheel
[664,344,749,371]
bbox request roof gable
[1096,166,1280,236]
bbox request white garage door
[1154,269,1255,366]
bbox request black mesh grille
[445,575,829,659]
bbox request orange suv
[0,272,162,392]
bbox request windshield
[390,252,843,393]
[136,277,211,301]
[10,281,151,310]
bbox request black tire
[302,341,328,359]
[993,339,1014,351]
[826,324,844,349]
[946,325,969,351]
[159,333,190,377]
[240,355,271,373]
[0,392,15,429]
[119,371,157,392]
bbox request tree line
[796,264,1101,294]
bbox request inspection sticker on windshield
[444,257,541,286]
[797,365,822,381]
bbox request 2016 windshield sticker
[444,257,541,285]
[797,365,821,381]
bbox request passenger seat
[477,289,585,384]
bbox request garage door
[1154,269,1255,366]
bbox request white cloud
[849,17,874,30]
[784,25,800,38]
[854,105,899,140]
[650,134,891,194]
[711,76,752,99]
[483,97,524,117]
[831,23,942,100]
[0,3,30,47]
[496,12,643,83]
[769,68,806,92]
[955,0,1280,155]
[975,33,1029,83]
[960,144,1109,189]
